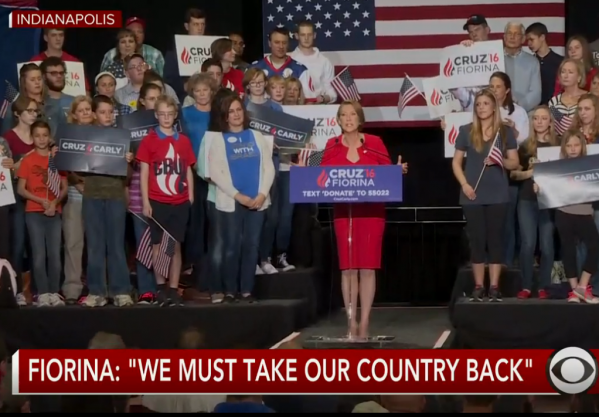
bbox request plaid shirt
[100,44,165,76]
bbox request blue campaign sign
[289,165,403,203]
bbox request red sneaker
[538,289,549,299]
[517,289,532,299]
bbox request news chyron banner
[54,124,130,176]
[11,348,599,395]
[533,154,599,209]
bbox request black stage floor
[452,297,599,350]
[0,268,322,352]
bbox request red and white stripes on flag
[134,214,176,278]
[331,67,361,102]
[46,154,61,198]
[487,133,504,168]
[397,76,422,118]
[322,0,565,127]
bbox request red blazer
[321,134,391,219]
[553,67,597,96]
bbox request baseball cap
[125,16,145,28]
[463,14,487,30]
[94,71,116,85]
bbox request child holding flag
[16,121,67,307]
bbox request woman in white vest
[207,95,275,303]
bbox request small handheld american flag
[549,105,573,136]
[486,132,504,168]
[397,76,421,118]
[298,148,325,167]
[136,217,176,278]
[46,155,61,198]
[331,67,361,102]
[0,81,19,119]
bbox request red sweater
[30,51,90,92]
[553,67,597,96]
[222,68,244,97]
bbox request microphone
[360,138,390,161]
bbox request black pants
[555,210,599,278]
[463,204,508,264]
[0,205,9,260]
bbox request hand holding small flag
[397,155,408,174]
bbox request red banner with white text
[12,348,599,396]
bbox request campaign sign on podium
[289,165,403,203]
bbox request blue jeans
[275,171,295,253]
[25,213,61,294]
[207,202,224,294]
[131,213,156,295]
[219,203,265,295]
[577,210,599,291]
[82,198,130,297]
[259,173,278,262]
[185,175,208,276]
[503,185,519,266]
[10,191,27,293]
[518,200,554,290]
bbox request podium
[290,165,404,347]
[289,165,403,204]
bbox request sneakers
[517,289,531,299]
[156,289,170,307]
[81,295,108,308]
[241,294,257,304]
[138,292,156,305]
[255,265,265,275]
[15,293,27,307]
[211,293,224,304]
[488,286,502,302]
[568,292,580,303]
[37,294,52,307]
[574,286,599,304]
[114,294,134,307]
[259,259,279,275]
[276,253,295,272]
[168,290,184,307]
[50,293,65,307]
[469,287,485,302]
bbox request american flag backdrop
[262,0,566,127]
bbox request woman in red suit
[320,101,407,338]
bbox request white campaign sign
[421,76,462,119]
[444,112,473,158]
[175,35,227,77]
[0,158,15,208]
[17,61,86,97]
[438,40,505,89]
[537,144,599,162]
[282,105,340,150]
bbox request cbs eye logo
[547,347,598,395]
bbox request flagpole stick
[473,166,486,192]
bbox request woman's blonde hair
[570,93,599,142]
[560,130,588,159]
[557,58,587,89]
[336,100,365,132]
[186,72,218,97]
[524,105,558,156]
[283,77,305,105]
[469,88,506,153]
[67,95,93,124]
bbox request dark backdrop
[37,0,591,304]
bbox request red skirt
[334,216,385,270]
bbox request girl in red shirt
[3,96,40,307]
[212,38,244,96]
